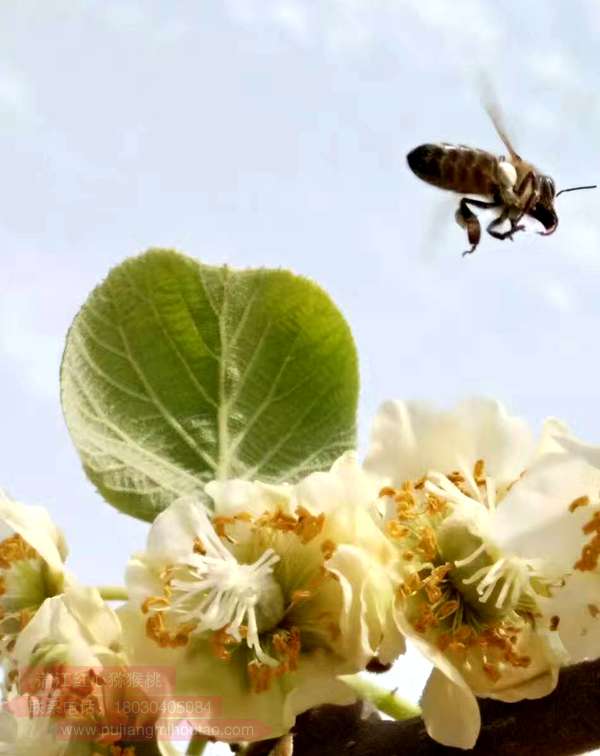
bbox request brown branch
[248,658,600,756]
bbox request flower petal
[327,544,404,669]
[294,452,381,516]
[420,667,480,749]
[14,587,124,670]
[491,454,600,571]
[145,627,356,742]
[364,398,533,487]
[0,489,67,575]
[393,610,481,749]
[206,479,291,518]
[543,571,600,662]
[146,496,211,563]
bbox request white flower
[123,452,403,741]
[11,586,145,754]
[365,398,600,749]
[0,689,67,756]
[0,687,151,756]
[14,586,125,672]
[0,489,69,657]
[547,429,600,661]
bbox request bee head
[529,175,558,235]
[539,175,556,204]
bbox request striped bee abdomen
[407,143,497,198]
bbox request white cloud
[582,0,600,35]
[538,280,573,313]
[562,218,600,268]
[101,1,148,31]
[272,1,309,43]
[223,0,504,58]
[527,49,579,88]
[323,0,503,58]
[0,70,34,121]
[223,0,258,26]
[410,0,500,48]
[100,2,188,43]
[0,289,61,401]
[0,246,89,402]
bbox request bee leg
[487,211,526,241]
[486,209,518,240]
[509,217,526,238]
[456,198,499,256]
[515,171,537,200]
[513,172,539,223]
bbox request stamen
[290,590,311,605]
[257,506,325,544]
[425,474,478,511]
[425,493,447,516]
[437,600,460,620]
[247,628,301,692]
[0,534,38,568]
[295,507,325,544]
[193,537,206,555]
[320,539,336,560]
[569,495,590,513]
[417,527,438,561]
[386,521,409,539]
[485,477,497,511]
[482,661,501,682]
[212,627,237,661]
[575,511,600,571]
[145,508,284,664]
[473,459,485,483]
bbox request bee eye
[546,177,556,198]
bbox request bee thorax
[498,160,517,189]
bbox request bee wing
[484,102,521,160]
[477,74,522,161]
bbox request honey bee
[407,107,596,256]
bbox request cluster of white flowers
[2,397,600,752]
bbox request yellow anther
[0,534,38,569]
[417,527,439,561]
[473,459,486,485]
[141,596,170,614]
[321,539,336,560]
[193,537,206,555]
[569,495,590,513]
[295,507,325,544]
[386,520,409,539]
[482,662,501,682]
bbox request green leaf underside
[61,249,359,521]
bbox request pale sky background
[2,1,600,753]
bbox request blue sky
[2,1,600,751]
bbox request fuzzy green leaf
[61,249,358,521]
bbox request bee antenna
[556,184,597,198]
